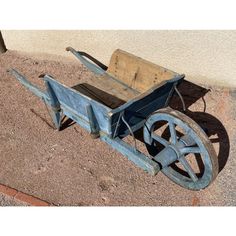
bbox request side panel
[110,81,178,137]
[44,77,112,135]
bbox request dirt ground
[0,50,235,206]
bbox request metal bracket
[121,115,137,152]
[112,111,123,139]
[174,85,186,112]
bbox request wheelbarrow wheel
[143,107,218,190]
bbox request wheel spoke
[151,133,169,147]
[169,122,177,145]
[179,156,198,182]
[180,147,201,155]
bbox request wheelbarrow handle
[66,46,106,75]
[7,69,49,102]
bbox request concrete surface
[0,50,235,206]
[1,30,236,88]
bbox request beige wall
[2,30,236,87]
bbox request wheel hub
[168,144,182,160]
[153,133,195,168]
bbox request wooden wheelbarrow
[8,47,218,190]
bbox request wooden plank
[72,83,126,109]
[93,73,139,101]
[71,73,139,108]
[107,49,178,92]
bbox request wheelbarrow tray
[9,49,184,138]
[41,49,184,138]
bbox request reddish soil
[0,50,235,206]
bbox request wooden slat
[72,72,139,109]
[107,49,178,92]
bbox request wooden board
[107,49,178,93]
[72,82,125,109]
[72,72,140,109]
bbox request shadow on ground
[169,80,230,173]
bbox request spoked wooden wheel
[143,108,219,190]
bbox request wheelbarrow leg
[44,81,62,130]
[86,104,100,139]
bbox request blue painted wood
[143,108,216,190]
[8,69,49,101]
[43,75,113,135]
[86,104,100,138]
[8,69,184,139]
[45,80,62,130]
[109,75,184,137]
[66,47,106,76]
[101,135,160,175]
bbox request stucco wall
[2,30,236,87]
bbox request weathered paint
[109,76,183,137]
[143,108,218,190]
[65,47,185,138]
[66,47,106,76]
[8,69,48,101]
[44,80,62,130]
[43,75,112,135]
[86,104,100,138]
[101,135,160,175]
[7,48,218,190]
